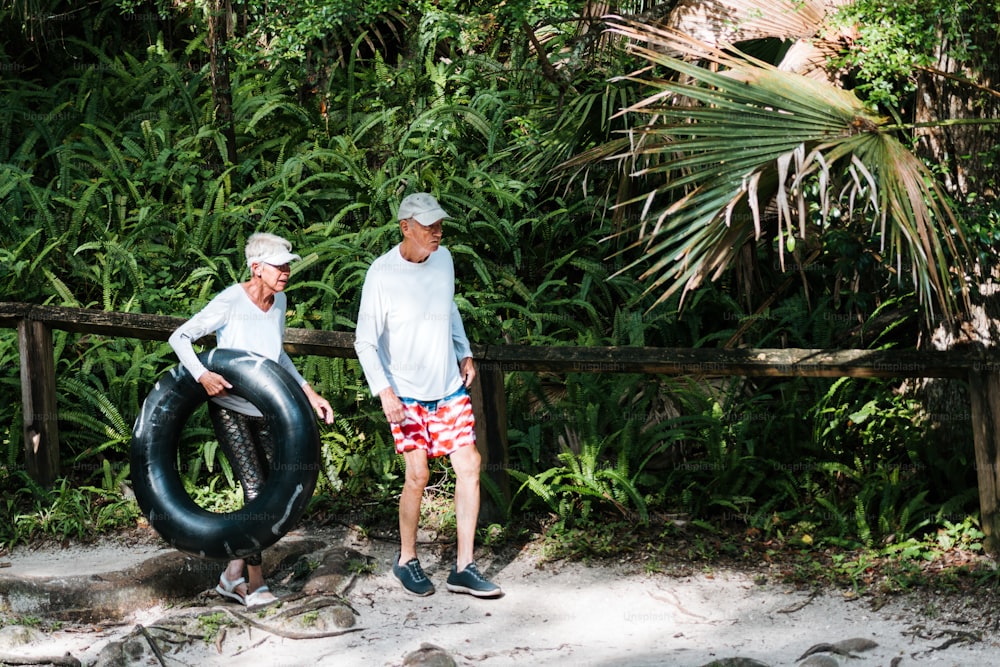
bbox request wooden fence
[3,301,1000,552]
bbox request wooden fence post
[17,318,60,486]
[969,367,1000,555]
[469,363,511,525]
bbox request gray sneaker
[446,562,503,598]
[392,554,435,596]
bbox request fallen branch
[215,626,226,654]
[777,589,821,614]
[144,625,204,643]
[0,653,81,666]
[136,625,169,667]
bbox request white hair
[245,232,293,268]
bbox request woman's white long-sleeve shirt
[168,284,306,416]
[354,244,472,402]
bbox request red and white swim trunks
[390,386,477,458]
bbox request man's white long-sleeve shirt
[168,284,306,416]
[354,244,472,401]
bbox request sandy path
[0,528,997,666]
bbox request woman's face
[255,262,291,292]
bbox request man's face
[404,218,443,256]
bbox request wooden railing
[3,301,1000,551]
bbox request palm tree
[570,16,975,324]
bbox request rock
[797,637,878,661]
[0,624,42,649]
[831,637,877,653]
[91,640,129,667]
[273,596,358,631]
[402,642,457,667]
[0,536,327,623]
[301,547,371,595]
[799,656,839,667]
[698,658,771,667]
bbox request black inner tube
[130,349,320,560]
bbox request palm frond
[597,18,970,322]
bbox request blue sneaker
[446,562,503,598]
[393,554,435,596]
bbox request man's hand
[198,371,232,397]
[379,387,406,424]
[460,356,476,388]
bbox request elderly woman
[169,232,333,609]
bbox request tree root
[219,607,364,640]
[911,628,982,658]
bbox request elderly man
[354,193,502,598]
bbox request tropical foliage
[0,0,996,580]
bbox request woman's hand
[198,371,232,397]
[302,384,335,424]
